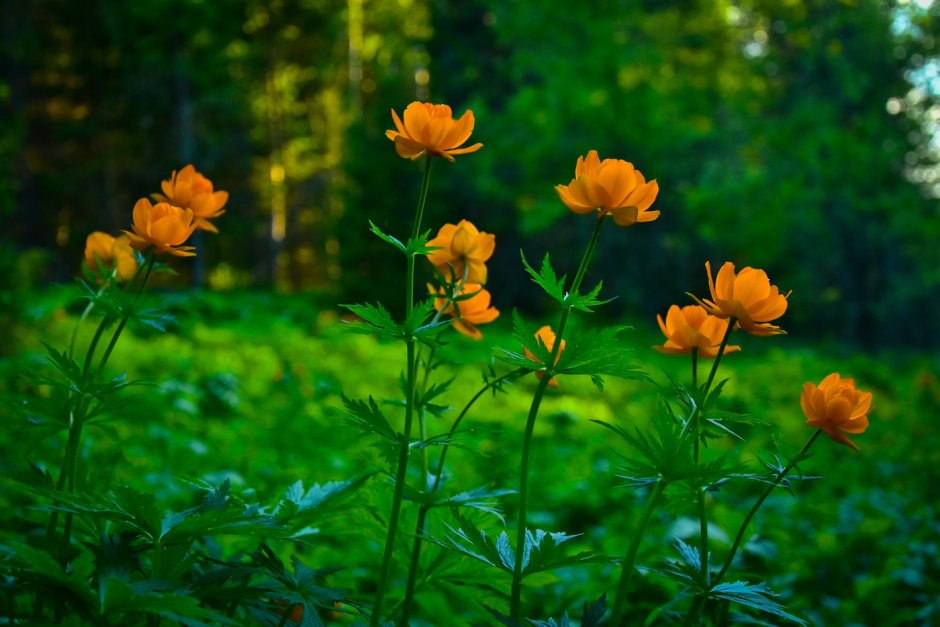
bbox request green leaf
[431,486,515,522]
[341,394,397,444]
[41,342,83,388]
[433,515,605,578]
[563,279,613,313]
[369,220,408,253]
[521,251,567,304]
[493,311,551,372]
[709,581,808,625]
[99,577,239,625]
[340,302,402,339]
[555,325,650,383]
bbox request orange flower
[272,600,303,623]
[654,305,741,358]
[523,325,566,388]
[124,198,197,257]
[426,219,495,285]
[432,283,499,340]
[153,164,228,233]
[555,150,659,226]
[695,261,790,336]
[801,373,873,451]
[386,102,483,161]
[83,231,138,282]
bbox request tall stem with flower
[368,101,483,626]
[508,150,660,620]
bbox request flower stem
[713,429,823,585]
[371,154,433,626]
[400,365,525,625]
[509,215,606,620]
[95,254,155,379]
[609,479,666,625]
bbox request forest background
[2,0,939,351]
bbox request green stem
[68,299,97,362]
[713,430,823,585]
[61,254,156,569]
[431,368,524,495]
[677,318,735,446]
[95,255,155,379]
[609,480,666,625]
[683,596,705,627]
[508,373,551,619]
[371,154,433,627]
[509,215,606,620]
[400,368,524,624]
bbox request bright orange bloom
[386,102,483,162]
[695,261,790,336]
[524,325,566,388]
[124,198,197,257]
[432,283,499,340]
[84,231,138,282]
[153,164,228,233]
[654,305,741,358]
[555,150,659,226]
[426,219,495,285]
[801,373,873,452]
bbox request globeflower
[84,232,138,282]
[426,219,495,285]
[694,261,790,336]
[524,325,566,388]
[124,198,197,257]
[654,305,741,358]
[386,102,483,162]
[801,373,873,451]
[432,283,499,340]
[555,150,659,226]
[153,164,228,233]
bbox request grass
[1,286,938,624]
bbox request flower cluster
[83,164,226,270]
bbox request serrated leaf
[581,594,607,627]
[341,394,397,443]
[41,342,83,387]
[528,613,570,627]
[709,581,808,625]
[521,251,566,304]
[432,486,515,522]
[555,325,650,383]
[369,220,408,253]
[340,302,402,339]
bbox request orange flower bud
[695,261,790,336]
[426,219,495,285]
[386,102,483,161]
[432,283,499,340]
[153,164,228,233]
[83,231,138,282]
[123,198,197,257]
[654,305,740,358]
[800,373,873,451]
[523,325,565,388]
[555,150,659,226]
